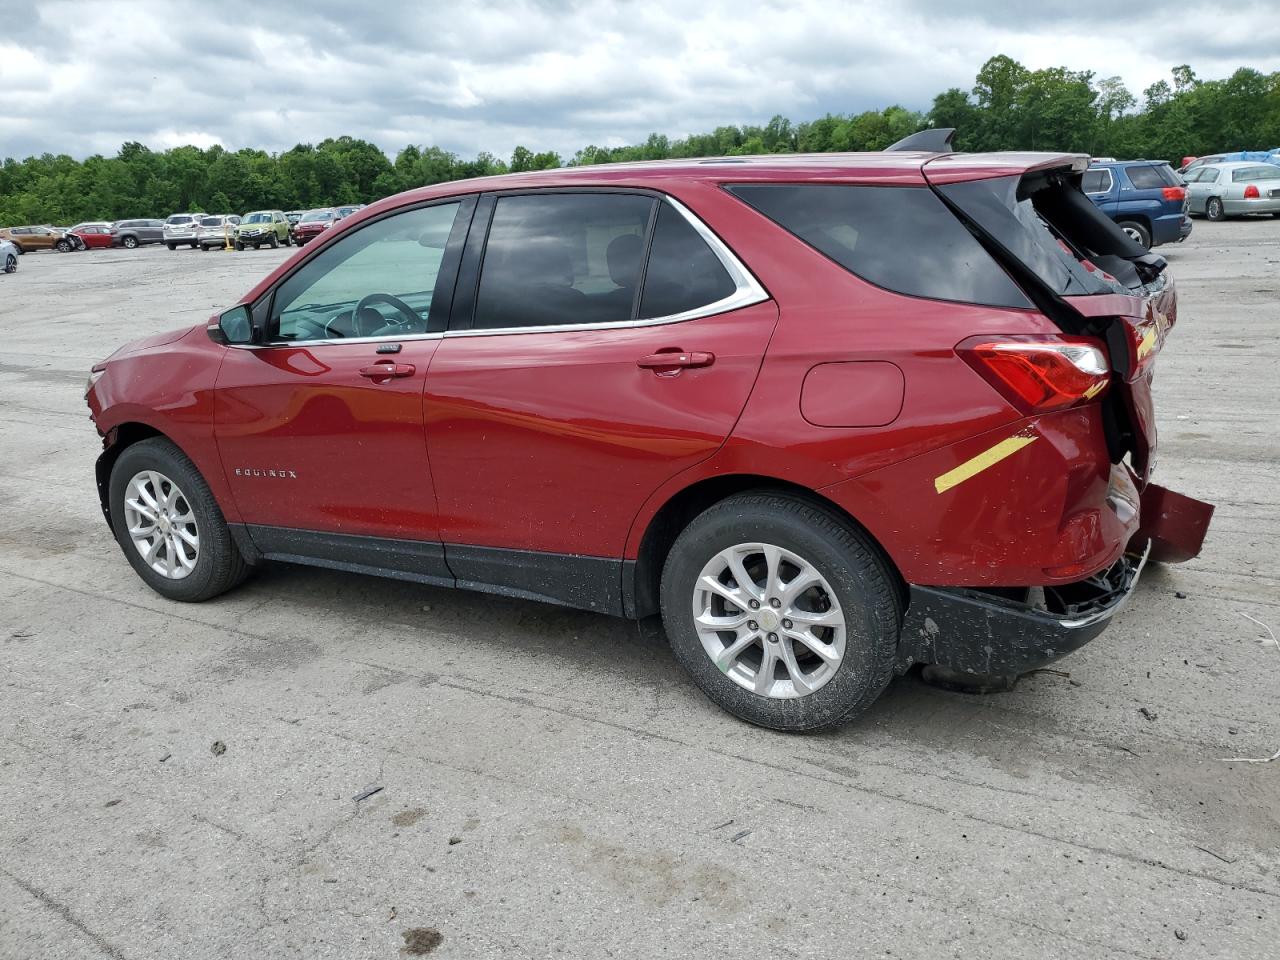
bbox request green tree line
[3,56,1279,226]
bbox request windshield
[302,210,334,223]
[243,212,271,224]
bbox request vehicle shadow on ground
[231,558,1122,749]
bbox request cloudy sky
[3,0,1279,162]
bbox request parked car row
[0,204,367,258]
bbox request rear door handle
[636,351,715,370]
[359,362,416,379]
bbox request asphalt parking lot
[1,226,1278,960]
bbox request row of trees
[3,57,1279,226]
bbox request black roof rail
[885,128,956,153]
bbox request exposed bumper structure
[897,482,1213,677]
[898,544,1149,676]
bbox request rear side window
[1124,166,1167,190]
[475,193,654,329]
[1081,169,1112,193]
[727,183,1031,308]
[639,204,736,318]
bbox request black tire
[282,233,291,247]
[55,239,72,252]
[268,234,279,249]
[1206,197,1225,221]
[1271,212,1280,219]
[122,235,139,249]
[3,254,15,274]
[108,438,251,602]
[234,241,244,251]
[189,242,198,249]
[660,493,901,731]
[1117,220,1151,249]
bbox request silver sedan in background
[1185,161,1280,220]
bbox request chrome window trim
[224,194,769,350]
[449,194,769,339]
[221,329,446,350]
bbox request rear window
[727,183,1031,308]
[167,215,192,225]
[937,176,1119,296]
[1123,165,1174,190]
[1233,166,1280,182]
[200,217,222,227]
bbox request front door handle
[359,361,416,380]
[636,351,715,370]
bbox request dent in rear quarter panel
[823,407,1132,587]
[92,327,237,520]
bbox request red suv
[86,132,1213,730]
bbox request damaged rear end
[899,153,1213,677]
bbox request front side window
[270,202,461,342]
[730,183,1033,308]
[474,193,654,329]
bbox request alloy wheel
[692,542,846,698]
[123,470,200,580]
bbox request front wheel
[3,254,15,273]
[166,243,177,250]
[234,241,244,251]
[268,234,279,249]
[55,239,72,252]
[1206,197,1225,221]
[108,438,251,602]
[660,494,901,731]
[282,234,291,246]
[1117,220,1151,249]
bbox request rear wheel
[122,235,138,249]
[1206,197,1225,221]
[1117,220,1151,249]
[189,242,198,249]
[55,239,72,252]
[108,438,251,602]
[660,493,901,731]
[3,254,15,273]
[166,243,177,250]
[282,233,291,246]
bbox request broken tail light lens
[957,335,1110,413]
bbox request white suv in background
[162,212,207,250]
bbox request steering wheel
[352,293,420,336]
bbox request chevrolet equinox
[86,129,1213,730]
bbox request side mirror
[216,305,254,345]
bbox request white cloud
[0,0,1277,161]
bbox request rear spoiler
[886,128,956,153]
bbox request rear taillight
[1243,184,1261,199]
[957,335,1110,414]
[1121,316,1163,378]
[1161,186,1186,202]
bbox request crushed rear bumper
[897,482,1213,677]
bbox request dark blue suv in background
[1082,160,1192,249]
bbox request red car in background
[60,224,115,250]
[85,129,1213,731]
[291,208,337,245]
